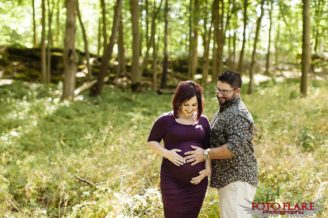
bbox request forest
[0,0,327,217]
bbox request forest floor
[0,78,327,217]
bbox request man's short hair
[217,70,242,88]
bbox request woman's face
[179,96,198,118]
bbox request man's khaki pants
[218,181,256,218]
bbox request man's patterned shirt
[210,97,258,189]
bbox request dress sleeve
[147,114,168,143]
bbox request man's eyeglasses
[216,88,236,96]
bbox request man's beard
[217,95,235,106]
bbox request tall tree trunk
[117,11,126,76]
[41,0,47,83]
[100,0,107,52]
[91,0,122,96]
[238,0,248,73]
[313,0,322,53]
[301,0,311,97]
[97,17,101,56]
[160,0,169,89]
[202,0,212,86]
[188,0,192,78]
[232,30,237,69]
[151,0,163,90]
[265,0,273,75]
[212,0,224,80]
[77,0,92,79]
[46,0,54,83]
[275,24,280,66]
[61,0,77,101]
[189,0,200,80]
[55,0,61,47]
[140,0,151,79]
[248,0,265,95]
[32,0,37,47]
[131,0,141,91]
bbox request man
[185,70,258,218]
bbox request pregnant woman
[147,81,211,218]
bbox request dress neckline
[171,113,199,126]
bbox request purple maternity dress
[148,112,210,218]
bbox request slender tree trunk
[151,0,163,90]
[32,0,37,47]
[248,0,265,95]
[117,11,126,76]
[301,0,311,97]
[160,0,169,89]
[265,0,273,75]
[131,0,141,91]
[202,0,212,86]
[217,0,224,76]
[91,0,122,96]
[188,0,192,78]
[140,0,151,79]
[212,0,224,80]
[41,0,47,83]
[313,0,322,53]
[238,0,248,73]
[55,0,60,47]
[61,0,77,101]
[189,0,199,80]
[77,0,92,79]
[97,17,101,56]
[46,0,54,83]
[100,0,107,52]
[211,0,218,81]
[275,25,280,66]
[232,30,237,69]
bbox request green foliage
[0,80,327,217]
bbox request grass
[0,79,327,217]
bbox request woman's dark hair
[217,70,242,88]
[172,80,204,120]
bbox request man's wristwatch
[203,148,211,160]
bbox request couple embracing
[147,70,258,218]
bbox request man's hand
[164,149,185,166]
[190,169,210,185]
[184,145,205,166]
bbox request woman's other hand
[190,169,210,185]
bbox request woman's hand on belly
[190,168,211,185]
[164,149,186,166]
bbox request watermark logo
[240,188,324,217]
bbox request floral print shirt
[210,97,258,189]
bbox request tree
[131,0,141,91]
[117,8,126,77]
[301,0,311,97]
[238,0,248,73]
[61,0,77,101]
[100,0,107,53]
[160,0,169,89]
[247,0,265,94]
[188,0,199,80]
[201,0,212,86]
[91,0,122,96]
[76,0,92,79]
[32,0,37,47]
[150,0,163,90]
[41,0,47,83]
[47,0,54,83]
[265,0,274,75]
